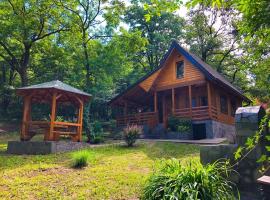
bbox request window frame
[200,96,208,107]
[176,61,184,79]
[220,95,228,114]
[230,100,237,117]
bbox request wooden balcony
[174,106,218,121]
[116,106,219,128]
[116,111,158,127]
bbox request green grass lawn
[0,132,200,200]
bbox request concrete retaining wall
[7,141,90,155]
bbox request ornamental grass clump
[123,124,142,147]
[71,150,91,168]
[142,159,237,200]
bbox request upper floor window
[220,95,228,114]
[176,61,184,79]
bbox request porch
[115,82,218,127]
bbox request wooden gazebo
[16,80,91,142]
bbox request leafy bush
[91,120,103,133]
[168,116,192,133]
[123,124,142,147]
[71,150,91,168]
[89,120,105,144]
[90,135,105,144]
[142,159,237,200]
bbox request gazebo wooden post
[48,91,57,141]
[21,94,31,141]
[78,102,84,142]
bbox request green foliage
[168,116,192,133]
[123,124,142,147]
[143,0,183,22]
[89,120,105,144]
[142,159,237,200]
[71,150,92,168]
[92,120,103,133]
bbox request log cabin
[109,40,250,142]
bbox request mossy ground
[0,132,199,199]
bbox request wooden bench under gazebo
[16,80,91,142]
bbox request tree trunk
[82,31,91,88]
[19,68,28,86]
[1,62,6,84]
[18,44,31,86]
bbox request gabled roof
[110,40,250,104]
[17,80,92,97]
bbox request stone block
[200,144,237,165]
[235,106,265,124]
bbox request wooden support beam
[172,88,175,115]
[56,94,63,100]
[48,91,57,141]
[207,82,212,118]
[188,85,192,118]
[162,93,166,125]
[154,92,157,112]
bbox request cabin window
[231,100,237,117]
[192,98,197,107]
[220,95,228,114]
[176,61,184,79]
[200,96,208,106]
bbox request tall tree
[184,5,249,87]
[0,0,69,86]
[187,0,270,101]
[60,0,124,88]
[124,0,185,71]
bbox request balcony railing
[116,111,158,127]
[174,106,218,120]
[116,106,219,127]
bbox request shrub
[90,135,105,144]
[168,116,192,133]
[123,124,142,147]
[91,120,103,133]
[89,120,105,144]
[142,159,237,200]
[71,150,91,168]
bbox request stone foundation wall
[193,120,236,143]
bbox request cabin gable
[139,69,162,92]
[153,49,205,91]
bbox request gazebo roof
[17,80,91,97]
